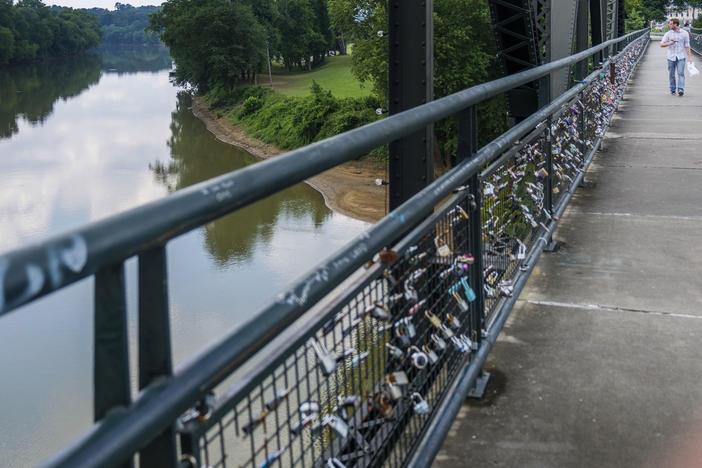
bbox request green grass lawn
[270,54,372,98]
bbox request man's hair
[671,18,680,26]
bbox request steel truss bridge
[0,1,683,467]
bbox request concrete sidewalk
[435,40,702,467]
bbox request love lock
[446,313,462,330]
[408,345,429,369]
[336,394,361,421]
[366,302,391,321]
[430,333,447,350]
[403,279,418,302]
[411,392,430,415]
[326,458,347,468]
[386,342,404,360]
[422,344,439,364]
[395,317,416,339]
[290,401,320,436]
[310,338,337,376]
[450,335,470,353]
[460,277,476,302]
[322,414,349,439]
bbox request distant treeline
[0,0,101,66]
[84,3,161,45]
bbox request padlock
[349,351,369,367]
[323,414,349,439]
[394,325,411,347]
[290,401,320,436]
[408,345,428,369]
[335,346,356,362]
[460,277,476,302]
[408,299,426,315]
[310,338,337,376]
[259,448,284,468]
[411,392,430,415]
[422,344,439,364]
[451,335,469,353]
[439,323,454,340]
[430,333,447,350]
[394,317,416,339]
[403,279,418,302]
[386,342,404,359]
[425,310,442,328]
[385,381,403,400]
[265,387,291,411]
[435,235,452,257]
[367,302,391,321]
[388,370,409,385]
[336,394,361,421]
[460,333,478,351]
[446,313,461,330]
[370,390,393,418]
[451,292,470,312]
[326,458,347,468]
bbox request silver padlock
[290,401,320,436]
[451,335,469,353]
[310,338,337,376]
[326,458,347,468]
[367,302,391,321]
[388,370,409,385]
[430,333,447,350]
[395,317,416,338]
[323,414,349,439]
[422,344,439,364]
[412,392,430,415]
[408,345,428,369]
[460,333,478,351]
[386,342,404,359]
[446,313,462,330]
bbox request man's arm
[687,46,692,62]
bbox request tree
[148,0,266,92]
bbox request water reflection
[0,54,101,138]
[96,44,173,74]
[151,92,332,264]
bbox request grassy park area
[269,54,372,98]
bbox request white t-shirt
[662,29,690,60]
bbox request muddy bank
[190,97,386,223]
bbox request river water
[0,46,369,467]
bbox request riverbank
[191,97,386,223]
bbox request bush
[240,96,263,116]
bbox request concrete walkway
[435,40,702,467]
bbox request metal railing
[0,29,649,468]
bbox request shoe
[679,90,684,96]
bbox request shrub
[240,96,263,116]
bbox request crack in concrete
[519,299,702,319]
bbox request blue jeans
[668,58,686,93]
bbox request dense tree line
[0,0,101,66]
[85,3,161,45]
[147,0,334,93]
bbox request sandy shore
[190,97,387,223]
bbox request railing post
[388,0,434,211]
[94,263,133,468]
[138,246,177,466]
[457,105,489,397]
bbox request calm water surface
[0,46,369,466]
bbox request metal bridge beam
[388,0,434,210]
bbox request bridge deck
[436,40,702,467]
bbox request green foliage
[0,1,101,66]
[204,83,382,151]
[241,96,263,116]
[87,5,162,45]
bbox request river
[0,45,369,467]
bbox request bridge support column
[388,0,434,211]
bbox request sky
[45,0,163,9]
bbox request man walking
[661,18,692,96]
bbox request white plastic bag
[688,61,700,76]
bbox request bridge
[0,2,700,468]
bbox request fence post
[94,263,133,468]
[138,246,177,467]
[457,105,489,397]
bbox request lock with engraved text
[310,338,337,376]
[412,392,430,415]
[408,345,429,369]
